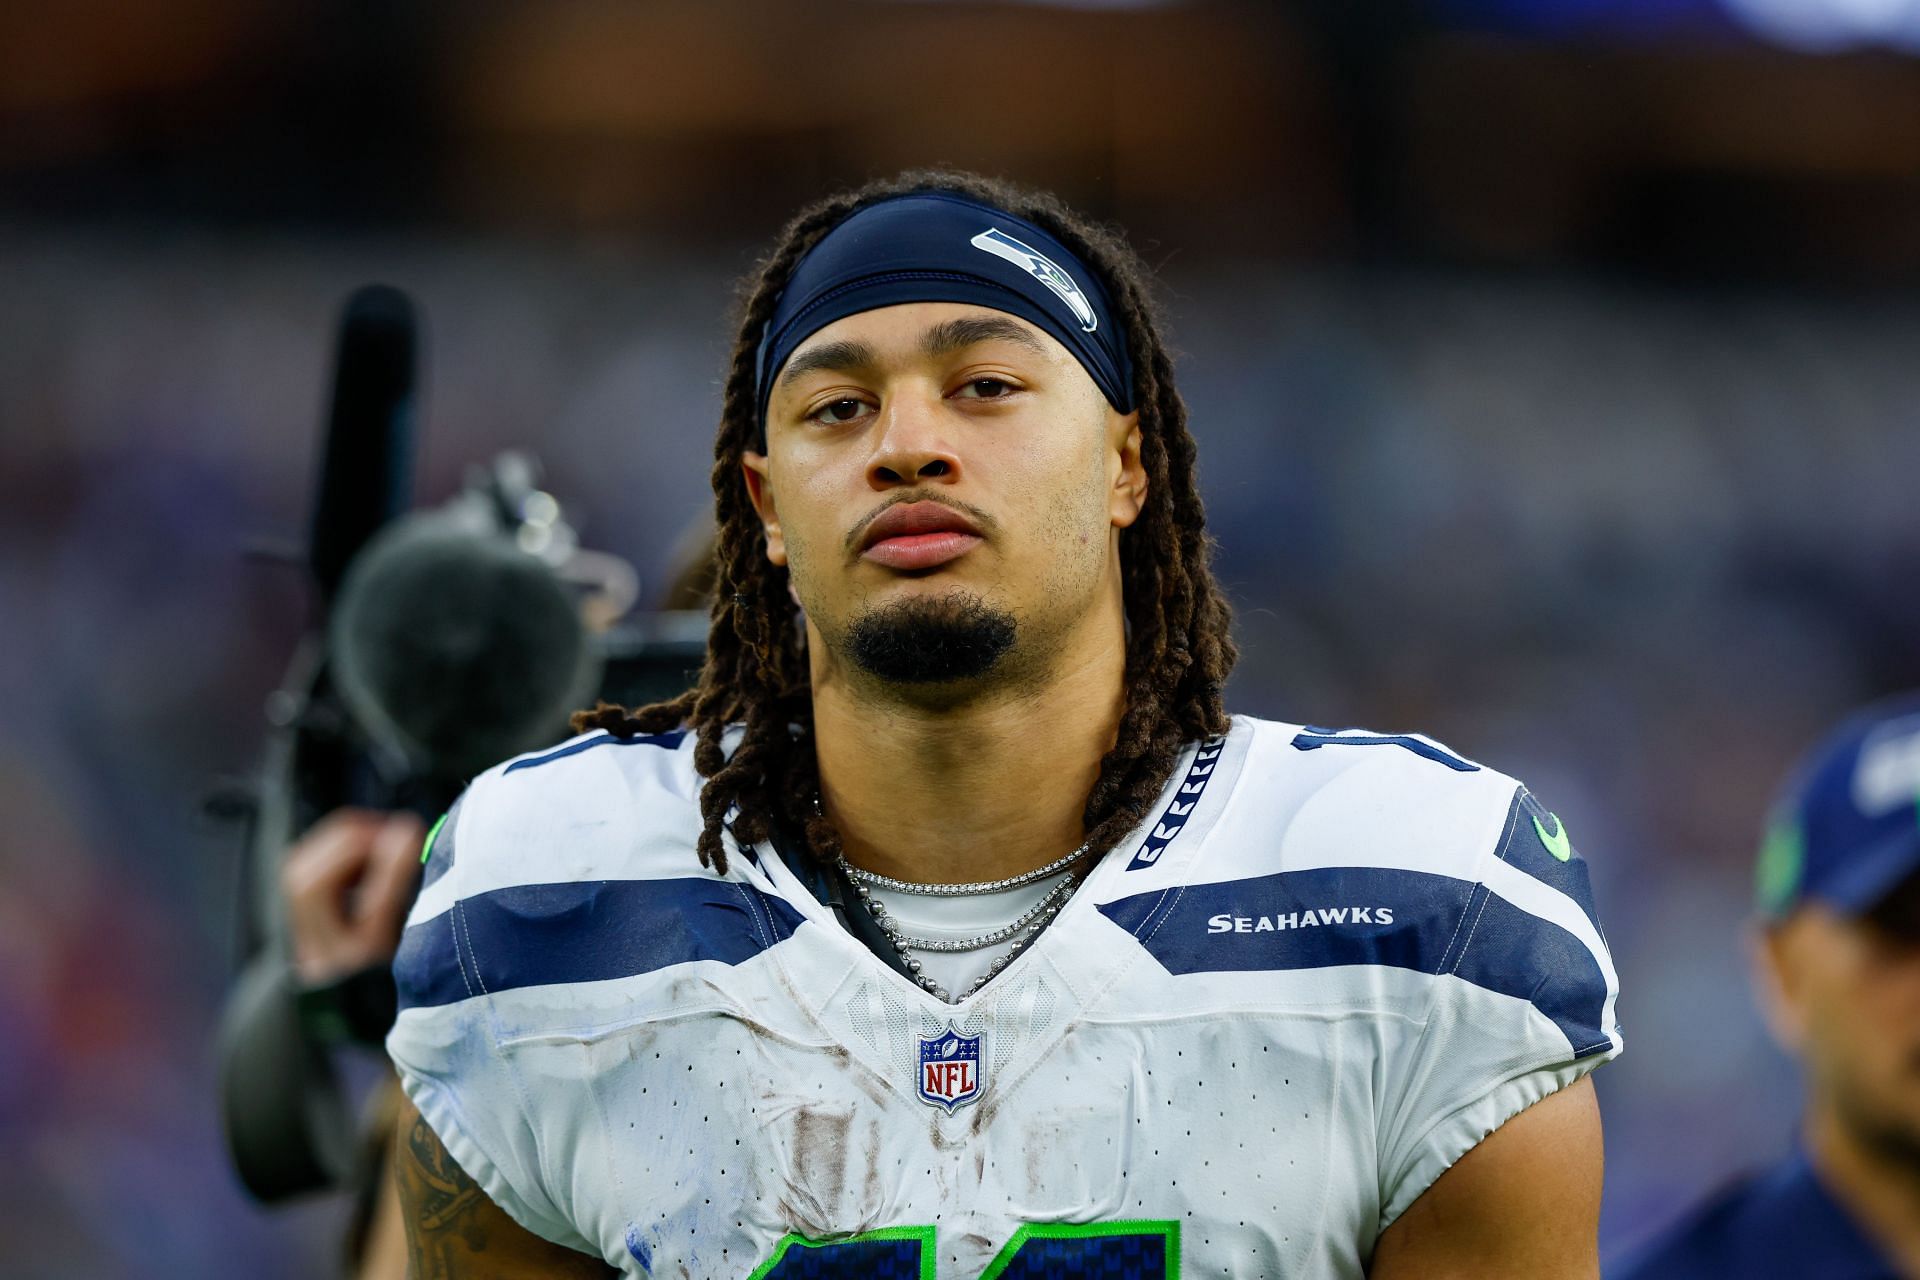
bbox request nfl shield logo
[916,1024,984,1113]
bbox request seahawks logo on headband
[970,228,1098,333]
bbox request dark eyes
[814,398,867,424]
[804,380,1016,426]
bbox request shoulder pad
[411,728,707,920]
[1237,720,1520,882]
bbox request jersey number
[749,1220,1180,1279]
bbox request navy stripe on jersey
[502,729,688,775]
[394,877,804,1010]
[1099,867,1612,1057]
[1290,730,1479,772]
[1497,787,1604,938]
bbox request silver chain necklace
[833,841,1094,1003]
[853,868,1079,952]
[840,835,1095,897]
[843,863,1084,1003]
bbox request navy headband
[753,192,1135,433]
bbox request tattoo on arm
[390,1096,616,1279]
[394,1108,492,1278]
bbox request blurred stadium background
[6,0,1920,1274]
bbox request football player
[1611,696,1920,1278]
[387,172,1622,1278]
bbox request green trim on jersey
[980,1219,1181,1279]
[419,811,449,866]
[747,1225,938,1280]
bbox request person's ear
[740,451,786,567]
[1109,410,1146,530]
[1751,919,1809,1055]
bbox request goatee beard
[845,591,1016,685]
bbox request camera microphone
[309,285,418,606]
[328,509,603,785]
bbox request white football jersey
[388,715,1621,1279]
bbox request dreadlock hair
[573,170,1236,875]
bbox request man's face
[742,302,1144,694]
[1761,871,1920,1166]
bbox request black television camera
[214,286,705,1202]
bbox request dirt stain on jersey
[758,1062,865,1235]
[860,1110,885,1188]
[1022,1122,1056,1194]
[789,1104,852,1209]
[847,1061,892,1110]
[929,1116,964,1150]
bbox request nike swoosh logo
[1532,813,1572,862]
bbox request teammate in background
[387,172,1622,1278]
[1612,696,1920,1280]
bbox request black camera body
[214,287,703,1202]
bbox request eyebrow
[776,315,1048,392]
[920,314,1047,359]
[777,338,879,390]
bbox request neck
[809,593,1128,885]
[1805,1096,1920,1274]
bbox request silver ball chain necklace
[834,833,1096,1003]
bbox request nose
[867,388,961,490]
